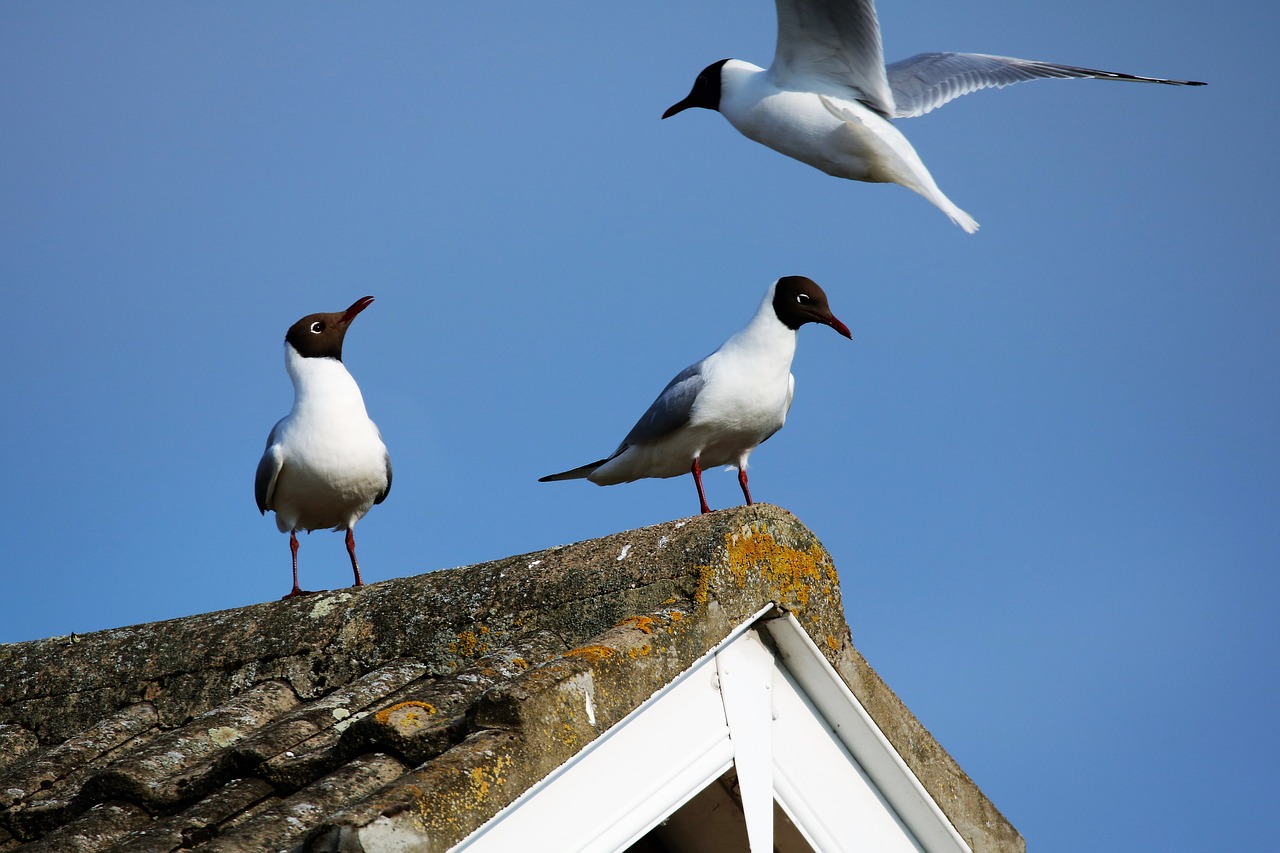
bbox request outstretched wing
[886,52,1205,119]
[772,0,896,116]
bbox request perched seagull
[255,296,392,600]
[540,276,851,514]
[662,0,1206,232]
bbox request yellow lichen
[826,634,839,651]
[690,526,835,614]
[618,615,656,634]
[466,754,513,805]
[627,644,652,660]
[469,766,490,800]
[559,722,584,749]
[449,630,487,657]
[564,645,615,663]
[722,525,833,612]
[512,657,529,669]
[668,611,683,621]
[693,562,715,605]
[375,700,438,727]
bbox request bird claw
[280,587,325,600]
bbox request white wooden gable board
[453,609,971,853]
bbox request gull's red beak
[340,296,375,326]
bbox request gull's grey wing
[620,362,707,449]
[772,0,896,117]
[540,361,707,483]
[254,421,285,514]
[375,450,392,505]
[886,52,1206,119]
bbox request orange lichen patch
[826,634,839,651]
[469,767,489,799]
[448,630,488,657]
[662,597,678,605]
[722,524,834,612]
[375,700,438,728]
[668,611,683,622]
[466,754,513,804]
[563,645,615,663]
[627,644,652,660]
[694,562,715,606]
[408,748,519,834]
[559,722,581,750]
[618,615,656,634]
[512,657,529,669]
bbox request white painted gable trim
[452,607,970,853]
[761,614,970,853]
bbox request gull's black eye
[310,321,324,333]
[796,293,810,304]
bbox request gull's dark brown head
[771,276,852,338]
[284,296,375,361]
[663,59,730,118]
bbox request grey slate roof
[0,505,1024,853]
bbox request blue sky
[2,2,1275,850]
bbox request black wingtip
[539,459,608,482]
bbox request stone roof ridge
[0,504,1024,853]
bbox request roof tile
[0,725,38,776]
[102,778,275,853]
[0,703,158,812]
[197,754,407,853]
[14,800,150,853]
[83,680,299,810]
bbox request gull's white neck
[284,344,369,417]
[718,283,797,368]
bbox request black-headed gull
[255,296,392,599]
[662,0,1205,232]
[540,276,851,514]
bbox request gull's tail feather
[938,199,979,234]
[539,460,607,482]
[906,176,980,233]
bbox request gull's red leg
[346,528,365,587]
[692,457,712,514]
[738,467,753,506]
[281,531,309,600]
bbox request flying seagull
[255,296,392,599]
[662,0,1206,232]
[540,276,851,513]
